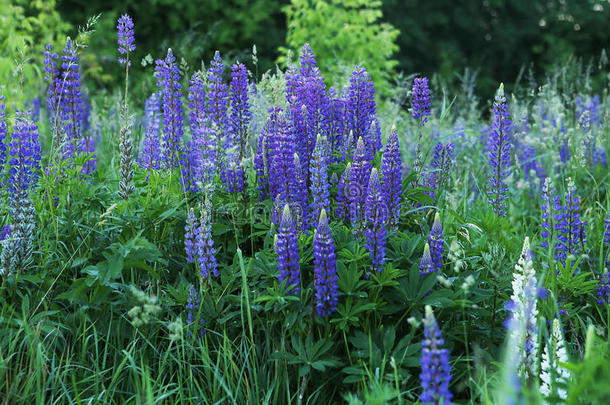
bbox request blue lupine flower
[348,137,371,231]
[299,43,317,78]
[428,213,444,272]
[188,72,206,132]
[8,112,42,202]
[43,44,60,117]
[60,38,85,157]
[597,271,610,305]
[346,66,378,159]
[420,305,453,405]
[254,107,282,199]
[155,48,184,168]
[207,51,229,157]
[381,128,402,228]
[555,178,586,265]
[229,62,250,160]
[195,200,219,279]
[412,77,431,126]
[293,153,309,231]
[313,209,338,316]
[268,109,298,210]
[327,87,346,163]
[186,285,205,338]
[310,135,330,227]
[117,14,135,66]
[364,168,387,271]
[185,208,197,263]
[420,243,435,275]
[0,94,7,176]
[540,178,558,248]
[275,204,300,294]
[487,84,512,216]
[220,152,245,193]
[336,162,351,220]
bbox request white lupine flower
[540,318,570,403]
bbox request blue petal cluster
[487,84,512,216]
[420,306,453,405]
[364,169,387,271]
[412,77,431,125]
[275,204,300,294]
[428,213,444,272]
[313,209,338,316]
[117,14,135,65]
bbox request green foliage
[282,0,399,96]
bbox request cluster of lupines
[117,14,135,199]
[540,177,558,248]
[597,271,610,305]
[309,135,330,226]
[0,94,6,180]
[60,38,85,158]
[427,213,444,272]
[421,141,454,202]
[554,178,586,265]
[364,169,387,271]
[347,137,371,232]
[275,205,301,294]
[419,305,453,405]
[43,44,60,118]
[184,201,218,279]
[380,128,402,229]
[1,113,41,275]
[411,77,431,181]
[346,65,379,160]
[487,83,512,216]
[313,210,338,316]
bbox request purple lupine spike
[345,66,377,159]
[184,208,197,263]
[348,137,372,231]
[327,87,346,163]
[188,71,206,132]
[428,213,444,272]
[412,77,431,126]
[229,63,250,160]
[420,243,435,275]
[206,51,229,154]
[604,212,610,245]
[555,178,586,265]
[60,38,84,158]
[310,135,330,227]
[220,152,245,193]
[370,118,383,158]
[0,94,7,175]
[139,126,162,170]
[420,305,453,405]
[117,14,135,66]
[186,285,205,338]
[597,271,610,305]
[381,128,402,228]
[0,225,10,242]
[195,199,218,279]
[143,92,162,134]
[420,165,438,202]
[336,162,351,220]
[155,48,184,168]
[8,112,42,202]
[268,109,298,206]
[79,136,96,175]
[180,126,216,192]
[364,168,388,271]
[293,153,309,231]
[254,107,282,199]
[432,142,454,192]
[275,204,300,294]
[43,44,60,117]
[313,209,338,316]
[540,178,557,248]
[285,65,300,104]
[299,43,317,78]
[487,83,512,216]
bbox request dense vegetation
[1,5,610,405]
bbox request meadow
[1,12,610,405]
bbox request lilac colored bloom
[364,169,387,271]
[254,108,282,198]
[139,126,162,170]
[428,213,444,272]
[420,305,453,405]
[186,285,205,338]
[185,208,197,263]
[336,162,351,220]
[299,43,317,77]
[555,178,586,265]
[420,243,435,275]
[381,128,402,228]
[268,109,298,208]
[310,135,330,228]
[348,137,372,231]
[43,44,60,116]
[275,204,300,294]
[540,178,558,248]
[345,66,378,159]
[0,94,6,173]
[206,51,229,138]
[604,213,610,246]
[313,209,338,316]
[293,153,309,231]
[117,14,135,66]
[229,63,250,160]
[180,126,216,192]
[60,38,84,157]
[285,65,300,104]
[8,112,42,201]
[220,153,245,193]
[327,87,346,163]
[487,84,512,216]
[188,72,206,132]
[155,48,184,168]
[412,77,431,125]
[597,272,610,305]
[143,92,162,135]
[432,142,454,192]
[195,200,218,279]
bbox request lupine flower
[117,14,135,65]
[348,137,371,231]
[420,305,453,405]
[8,113,42,201]
[327,87,346,163]
[310,135,330,226]
[155,48,184,168]
[285,65,300,103]
[431,142,454,192]
[597,271,610,305]
[412,77,431,126]
[139,126,162,170]
[60,38,84,157]
[207,51,229,160]
[293,153,309,231]
[508,237,539,378]
[487,83,512,216]
[380,128,402,228]
[184,208,197,263]
[275,204,300,294]
[143,92,162,135]
[604,212,610,245]
[336,162,351,220]
[0,94,7,177]
[428,213,444,272]
[313,209,338,316]
[186,285,205,338]
[195,199,219,279]
[254,107,282,199]
[420,243,435,275]
[187,71,206,132]
[345,66,378,159]
[229,63,250,160]
[365,169,387,271]
[555,178,586,265]
[220,152,245,193]
[43,44,60,117]
[540,177,558,248]
[540,318,570,402]
[299,43,317,77]
[180,139,204,193]
[269,110,298,209]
